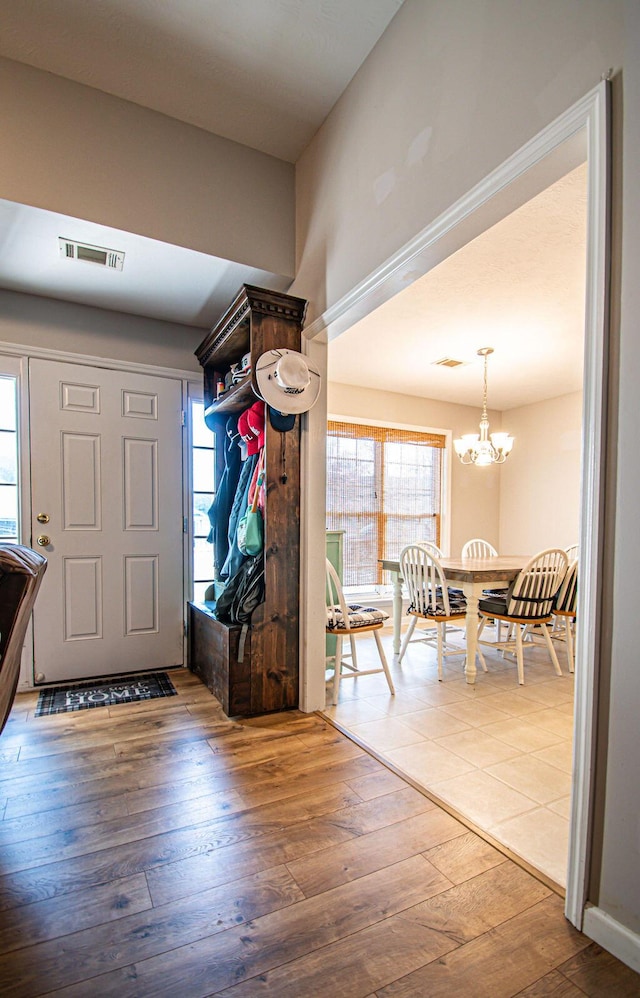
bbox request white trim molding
[565,79,611,931]
[0,339,199,383]
[304,94,592,346]
[583,906,640,974]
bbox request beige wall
[328,381,501,557]
[0,0,638,953]
[599,0,640,941]
[0,57,294,278]
[292,0,622,321]
[0,290,203,373]
[499,392,582,555]
[294,0,640,949]
[329,384,583,561]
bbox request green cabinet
[326,530,344,658]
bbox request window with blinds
[327,420,445,587]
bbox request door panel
[63,556,103,641]
[62,433,101,528]
[123,437,158,528]
[30,359,184,683]
[124,555,159,634]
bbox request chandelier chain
[482,352,489,422]
[453,346,514,466]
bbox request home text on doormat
[35,672,177,717]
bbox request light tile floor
[322,619,575,889]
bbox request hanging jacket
[207,415,242,575]
[220,450,258,580]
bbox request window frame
[0,355,27,546]
[0,374,20,543]
[187,382,216,604]
[327,414,452,592]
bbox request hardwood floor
[0,668,637,997]
[323,621,577,888]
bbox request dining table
[379,555,529,684]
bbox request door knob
[36,535,50,547]
[36,513,50,524]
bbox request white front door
[29,359,184,684]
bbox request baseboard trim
[583,905,640,973]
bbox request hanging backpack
[215,554,265,662]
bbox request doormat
[34,672,178,717]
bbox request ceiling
[0,198,293,329]
[0,1,587,410]
[0,0,404,163]
[329,163,588,411]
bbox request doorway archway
[301,81,611,930]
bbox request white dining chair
[461,538,498,558]
[325,559,395,704]
[413,541,443,558]
[565,543,579,563]
[552,557,578,672]
[399,543,486,680]
[477,547,569,684]
[462,537,503,637]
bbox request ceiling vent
[433,357,465,368]
[59,238,125,271]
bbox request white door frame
[300,81,611,931]
[0,340,199,690]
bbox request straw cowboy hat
[255,349,321,416]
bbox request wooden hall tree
[190,285,307,716]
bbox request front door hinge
[183,516,188,533]
[181,410,186,427]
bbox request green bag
[238,506,263,555]
[238,455,264,556]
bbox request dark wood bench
[187,601,251,717]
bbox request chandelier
[454,347,514,466]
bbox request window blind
[327,420,445,586]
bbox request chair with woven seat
[477,547,568,685]
[552,557,578,673]
[325,559,395,705]
[399,543,486,680]
[461,538,498,558]
[0,544,48,737]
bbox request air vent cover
[433,357,465,368]
[58,238,125,271]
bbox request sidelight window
[191,400,215,601]
[0,377,18,542]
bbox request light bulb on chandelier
[454,347,514,466]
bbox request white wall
[328,381,501,556]
[0,56,294,278]
[0,290,203,372]
[499,392,582,554]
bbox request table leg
[391,570,403,655]
[462,582,481,684]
